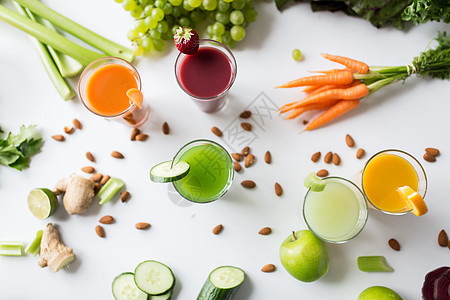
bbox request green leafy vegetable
[402,0,450,24]
[0,125,43,171]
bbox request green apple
[279,230,329,282]
[358,286,403,300]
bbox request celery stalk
[14,0,135,62]
[357,256,394,272]
[98,177,125,205]
[11,2,75,100]
[24,229,43,256]
[0,4,103,66]
[0,241,24,256]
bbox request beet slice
[422,266,450,300]
[435,269,450,300]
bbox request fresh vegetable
[174,27,200,55]
[421,266,450,300]
[24,230,43,256]
[304,172,327,192]
[320,53,369,74]
[396,185,428,216]
[97,177,125,205]
[151,289,172,300]
[55,174,96,214]
[0,125,43,171]
[197,266,245,300]
[112,272,148,300]
[27,188,58,219]
[358,286,403,300]
[38,223,75,272]
[402,0,450,25]
[357,256,394,272]
[275,70,354,88]
[150,160,190,183]
[134,260,175,295]
[277,32,450,130]
[0,241,24,256]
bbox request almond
[91,173,103,182]
[64,126,74,134]
[356,148,365,159]
[73,118,82,130]
[86,151,95,162]
[425,147,440,157]
[324,151,333,164]
[135,222,151,230]
[231,153,243,162]
[241,122,252,131]
[99,215,115,224]
[162,122,170,135]
[95,225,105,238]
[52,135,65,141]
[302,120,309,125]
[423,153,436,162]
[311,152,321,163]
[264,151,272,164]
[130,128,140,141]
[245,154,255,167]
[345,134,355,147]
[120,191,131,202]
[111,151,124,159]
[241,180,256,189]
[212,224,223,235]
[448,240,450,250]
[388,238,400,251]
[211,126,223,137]
[274,183,283,196]
[259,227,272,235]
[438,230,448,247]
[135,133,148,141]
[239,110,252,119]
[332,153,341,166]
[94,183,101,195]
[241,146,250,156]
[261,264,276,273]
[233,161,242,172]
[316,169,329,177]
[81,166,95,173]
[100,175,111,185]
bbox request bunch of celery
[0,0,135,100]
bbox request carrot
[308,68,351,74]
[304,99,360,131]
[284,100,339,120]
[321,53,369,74]
[302,85,320,93]
[275,70,354,88]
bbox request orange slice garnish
[396,186,428,216]
[126,88,143,109]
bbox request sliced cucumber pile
[304,172,327,192]
[134,260,175,296]
[197,266,245,300]
[112,272,148,300]
[150,160,190,183]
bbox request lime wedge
[150,161,190,183]
[304,172,327,192]
[27,188,58,219]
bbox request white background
[0,0,449,299]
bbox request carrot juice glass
[78,57,150,127]
[361,149,427,215]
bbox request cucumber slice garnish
[150,160,190,183]
[304,172,327,192]
[134,260,175,295]
[197,266,245,299]
[112,272,148,300]
[27,188,58,219]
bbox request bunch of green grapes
[114,0,258,55]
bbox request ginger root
[55,173,95,215]
[38,223,75,272]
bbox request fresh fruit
[150,160,190,183]
[358,286,403,300]
[304,172,327,192]
[279,230,329,282]
[396,185,428,216]
[292,49,302,61]
[126,88,143,109]
[27,188,58,219]
[174,27,199,55]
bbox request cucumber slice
[197,266,245,300]
[304,172,327,192]
[134,260,175,295]
[112,272,148,300]
[150,289,172,300]
[149,161,190,183]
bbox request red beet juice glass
[175,39,237,113]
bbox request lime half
[27,188,58,219]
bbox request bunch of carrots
[276,32,450,131]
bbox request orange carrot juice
[362,150,426,213]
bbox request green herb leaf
[402,0,450,24]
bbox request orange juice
[362,153,419,212]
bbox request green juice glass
[172,139,234,203]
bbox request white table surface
[0,1,449,299]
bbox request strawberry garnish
[174,27,199,55]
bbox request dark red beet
[422,267,450,300]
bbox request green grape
[149,29,162,39]
[134,45,145,56]
[135,19,149,33]
[172,6,182,17]
[155,0,165,8]
[217,0,229,11]
[292,49,302,61]
[183,0,195,10]
[145,16,158,29]
[153,38,165,51]
[147,0,156,4]
[139,0,150,5]
[157,20,169,33]
[222,31,232,44]
[165,15,175,27]
[212,22,225,35]
[114,0,124,3]
[230,25,245,41]
[190,10,205,24]
[231,0,245,9]
[206,11,216,21]
[127,29,140,41]
[244,8,257,23]
[187,0,202,7]
[206,24,214,36]
[144,5,153,16]
[123,0,137,11]
[131,5,144,18]
[169,0,182,5]
[161,31,173,40]
[152,7,165,21]
[230,10,244,25]
[172,25,180,35]
[245,0,253,8]
[215,11,229,24]
[142,37,154,51]
[203,0,217,10]
[163,3,173,14]
[241,20,247,27]
[211,34,223,43]
[223,0,233,3]
[179,16,190,27]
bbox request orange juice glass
[78,57,150,127]
[361,149,427,215]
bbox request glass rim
[78,56,142,118]
[171,139,234,204]
[361,148,428,215]
[303,176,369,244]
[174,39,237,101]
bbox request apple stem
[292,231,297,241]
